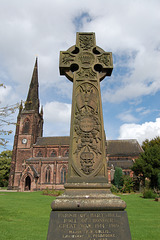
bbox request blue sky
[1,0,160,151]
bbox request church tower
[8,58,43,190]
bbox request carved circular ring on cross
[62,45,108,82]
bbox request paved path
[0,190,17,192]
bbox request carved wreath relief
[73,83,102,175]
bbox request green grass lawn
[120,193,160,240]
[0,191,159,240]
[0,191,54,240]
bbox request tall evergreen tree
[113,167,123,189]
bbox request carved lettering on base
[48,211,131,240]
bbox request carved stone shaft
[60,32,113,184]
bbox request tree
[142,136,160,151]
[0,84,19,147]
[157,173,160,190]
[113,167,123,189]
[132,137,160,188]
[0,150,12,187]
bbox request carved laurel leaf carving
[79,35,94,50]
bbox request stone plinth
[47,183,131,240]
[51,183,126,211]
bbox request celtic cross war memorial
[47,32,132,240]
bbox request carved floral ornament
[98,53,111,66]
[76,68,97,80]
[79,34,94,50]
[61,53,75,65]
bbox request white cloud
[117,112,138,123]
[103,47,160,103]
[0,85,12,104]
[44,101,71,123]
[43,101,71,137]
[135,107,151,116]
[82,1,160,103]
[0,0,160,100]
[118,118,160,144]
[0,0,160,146]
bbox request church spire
[24,58,39,112]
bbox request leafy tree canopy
[142,136,160,151]
[132,136,160,188]
[0,150,12,187]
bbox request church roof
[108,159,134,169]
[35,136,70,146]
[106,139,143,157]
[30,165,39,178]
[34,137,142,157]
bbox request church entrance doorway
[25,176,31,191]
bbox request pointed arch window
[22,118,30,134]
[61,167,66,184]
[64,149,69,157]
[45,167,51,183]
[51,150,57,157]
[36,151,43,157]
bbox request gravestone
[47,32,132,240]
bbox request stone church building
[8,59,143,191]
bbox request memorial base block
[47,183,132,239]
[47,210,131,240]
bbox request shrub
[110,184,119,193]
[143,188,157,199]
[145,178,150,189]
[121,175,134,193]
[42,188,64,196]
